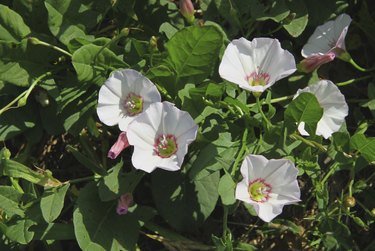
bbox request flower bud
[120,27,130,37]
[34,89,50,107]
[179,0,195,24]
[2,148,11,159]
[116,193,133,215]
[108,132,130,159]
[297,52,335,73]
[28,37,41,45]
[371,208,375,217]
[344,196,356,208]
[17,96,27,107]
[149,36,159,52]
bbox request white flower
[219,37,296,93]
[235,154,300,222]
[295,80,349,139]
[97,69,161,131]
[127,101,198,173]
[302,14,352,58]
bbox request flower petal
[262,159,298,187]
[257,202,284,222]
[97,104,122,126]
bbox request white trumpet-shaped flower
[302,14,352,59]
[294,80,349,139]
[97,69,161,131]
[235,154,301,222]
[219,37,296,93]
[127,102,198,173]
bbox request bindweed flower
[108,132,130,159]
[298,52,335,73]
[127,101,198,173]
[179,0,195,24]
[294,80,348,139]
[235,154,301,222]
[302,14,352,61]
[219,37,296,93]
[116,193,133,215]
[97,69,161,131]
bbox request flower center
[154,134,178,158]
[123,92,143,116]
[246,71,270,87]
[248,178,272,202]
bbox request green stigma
[248,178,271,202]
[123,92,143,116]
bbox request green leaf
[4,219,35,244]
[13,0,50,34]
[72,44,127,85]
[44,0,109,45]
[350,134,375,162]
[0,186,25,217]
[40,183,70,223]
[1,159,61,187]
[283,0,308,37]
[214,0,241,28]
[0,4,31,42]
[151,170,220,231]
[73,182,142,251]
[98,164,143,202]
[249,0,290,22]
[0,104,36,140]
[165,25,223,87]
[0,40,53,87]
[218,173,236,205]
[284,92,323,135]
[32,223,75,240]
[66,145,106,175]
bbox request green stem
[29,38,72,57]
[222,206,228,238]
[0,71,53,115]
[231,126,248,176]
[0,90,27,115]
[337,75,372,86]
[349,58,367,72]
[290,133,327,152]
[321,163,339,184]
[256,96,272,128]
[68,175,100,184]
[248,95,294,108]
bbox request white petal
[97,104,122,126]
[127,118,156,150]
[294,80,348,139]
[272,180,301,202]
[241,154,269,182]
[302,14,352,57]
[235,178,252,204]
[262,159,298,187]
[257,202,284,222]
[118,115,137,131]
[219,38,256,89]
[131,148,159,173]
[156,155,181,171]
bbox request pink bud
[116,193,133,215]
[108,132,129,159]
[179,0,195,24]
[298,52,335,73]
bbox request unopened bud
[17,96,27,107]
[179,0,195,24]
[28,37,41,45]
[297,52,335,73]
[116,193,133,215]
[120,28,130,37]
[34,89,50,107]
[344,196,356,208]
[2,148,11,159]
[371,208,375,217]
[149,36,158,52]
[108,132,130,159]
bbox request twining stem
[256,96,272,128]
[321,163,339,184]
[222,206,229,239]
[349,58,368,72]
[337,75,372,86]
[68,175,100,184]
[29,37,72,57]
[290,133,327,152]
[247,95,294,108]
[231,125,248,176]
[0,71,53,115]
